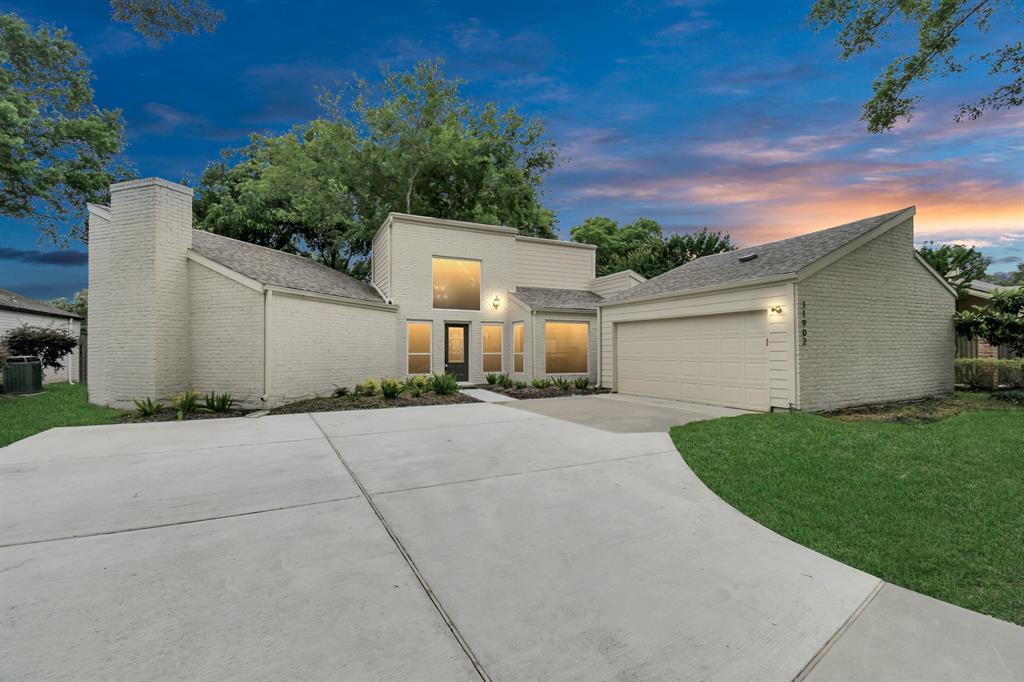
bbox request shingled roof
[511,287,604,311]
[190,230,385,303]
[603,208,913,304]
[0,288,82,319]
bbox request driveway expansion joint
[309,414,492,682]
[0,495,362,548]
[794,579,886,681]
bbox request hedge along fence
[954,358,1024,390]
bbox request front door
[444,323,469,381]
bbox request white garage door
[615,310,770,411]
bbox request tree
[195,60,559,277]
[49,289,88,327]
[571,217,735,278]
[955,288,1024,355]
[808,0,1022,132]
[1,13,129,245]
[917,241,991,297]
[2,324,78,370]
[109,0,223,46]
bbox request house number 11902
[801,300,808,345]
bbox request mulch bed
[270,391,479,414]
[478,384,611,400]
[120,408,254,423]
[825,392,1020,424]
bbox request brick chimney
[88,178,193,407]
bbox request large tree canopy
[570,216,736,278]
[110,0,223,46]
[809,0,1023,132]
[194,60,559,278]
[1,13,128,244]
[917,241,991,297]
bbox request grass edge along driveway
[670,407,1023,626]
[0,384,123,448]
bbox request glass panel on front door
[447,327,465,363]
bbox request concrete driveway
[2,403,1021,681]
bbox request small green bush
[573,377,590,390]
[428,372,460,395]
[955,358,1024,389]
[496,373,514,388]
[173,390,201,421]
[133,397,161,417]
[531,377,553,389]
[354,379,380,397]
[332,385,350,397]
[993,389,1024,406]
[552,376,573,391]
[2,324,78,370]
[406,375,429,389]
[380,378,404,399]
[201,392,234,413]
[514,380,528,389]
[485,373,500,385]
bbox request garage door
[615,310,770,410]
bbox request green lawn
[0,384,124,448]
[670,402,1023,625]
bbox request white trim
[187,251,263,291]
[514,235,597,251]
[481,321,503,373]
[370,279,391,304]
[388,212,520,237]
[543,319,591,375]
[86,203,111,221]
[263,285,398,311]
[913,252,958,297]
[110,177,193,196]
[406,320,432,376]
[599,274,799,308]
[262,289,272,402]
[593,269,646,283]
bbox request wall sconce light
[492,296,501,310]
[770,305,783,314]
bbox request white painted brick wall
[0,310,81,384]
[88,178,193,407]
[187,261,264,405]
[267,292,398,403]
[796,218,955,411]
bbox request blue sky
[2,0,1022,300]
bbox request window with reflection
[482,324,503,372]
[432,257,480,310]
[407,322,431,374]
[545,322,588,374]
[513,323,524,373]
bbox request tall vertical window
[432,257,481,310]
[407,322,431,374]
[545,321,588,374]
[482,324,503,372]
[513,323,524,373]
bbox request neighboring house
[86,178,954,412]
[0,288,83,385]
[956,280,1020,359]
[86,178,644,408]
[599,207,956,412]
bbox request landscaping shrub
[993,389,1024,406]
[552,376,573,391]
[531,377,552,389]
[201,392,234,412]
[380,378,404,399]
[485,373,500,385]
[514,380,528,389]
[332,386,350,397]
[354,379,380,397]
[406,375,429,389]
[573,377,590,390]
[173,390,201,421]
[1,324,78,370]
[955,358,1024,389]
[133,397,161,417]
[428,372,460,395]
[496,373,514,388]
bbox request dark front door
[444,323,469,381]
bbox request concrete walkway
[504,393,750,432]
[1,403,1021,681]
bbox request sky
[2,0,1022,300]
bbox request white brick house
[87,178,955,412]
[0,289,82,385]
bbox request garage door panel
[616,310,769,411]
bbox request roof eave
[599,273,799,308]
